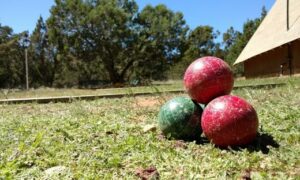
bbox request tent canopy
[234,0,300,65]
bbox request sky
[0,0,275,39]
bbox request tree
[223,7,267,76]
[47,0,83,87]
[135,4,188,80]
[223,26,241,52]
[0,24,24,88]
[261,6,267,19]
[83,0,141,83]
[47,0,188,85]
[184,26,220,61]
[168,25,220,79]
[29,16,54,87]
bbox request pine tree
[30,16,54,87]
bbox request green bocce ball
[158,97,203,140]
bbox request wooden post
[287,44,293,76]
[25,48,29,90]
[286,0,292,76]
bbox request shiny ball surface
[201,95,259,147]
[158,97,203,140]
[184,56,234,104]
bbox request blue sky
[0,0,275,38]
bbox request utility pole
[21,32,31,90]
[25,47,29,90]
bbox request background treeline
[0,0,267,88]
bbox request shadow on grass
[157,133,210,145]
[221,133,280,154]
[158,132,279,154]
[194,136,210,145]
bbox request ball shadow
[175,135,210,145]
[220,133,280,154]
[195,136,210,145]
[157,133,210,145]
[157,131,279,154]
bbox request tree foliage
[168,26,221,79]
[29,16,54,87]
[0,24,24,88]
[0,2,268,88]
[135,4,188,80]
[46,0,188,85]
[223,7,267,76]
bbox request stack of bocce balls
[158,56,259,147]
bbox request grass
[0,83,183,100]
[0,77,299,179]
[1,76,299,100]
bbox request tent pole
[287,0,289,30]
[287,0,292,76]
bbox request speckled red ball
[183,56,234,104]
[201,95,259,147]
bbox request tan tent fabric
[234,0,300,64]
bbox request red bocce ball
[201,95,259,147]
[183,56,234,104]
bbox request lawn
[0,82,183,100]
[1,77,298,100]
[0,77,299,179]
